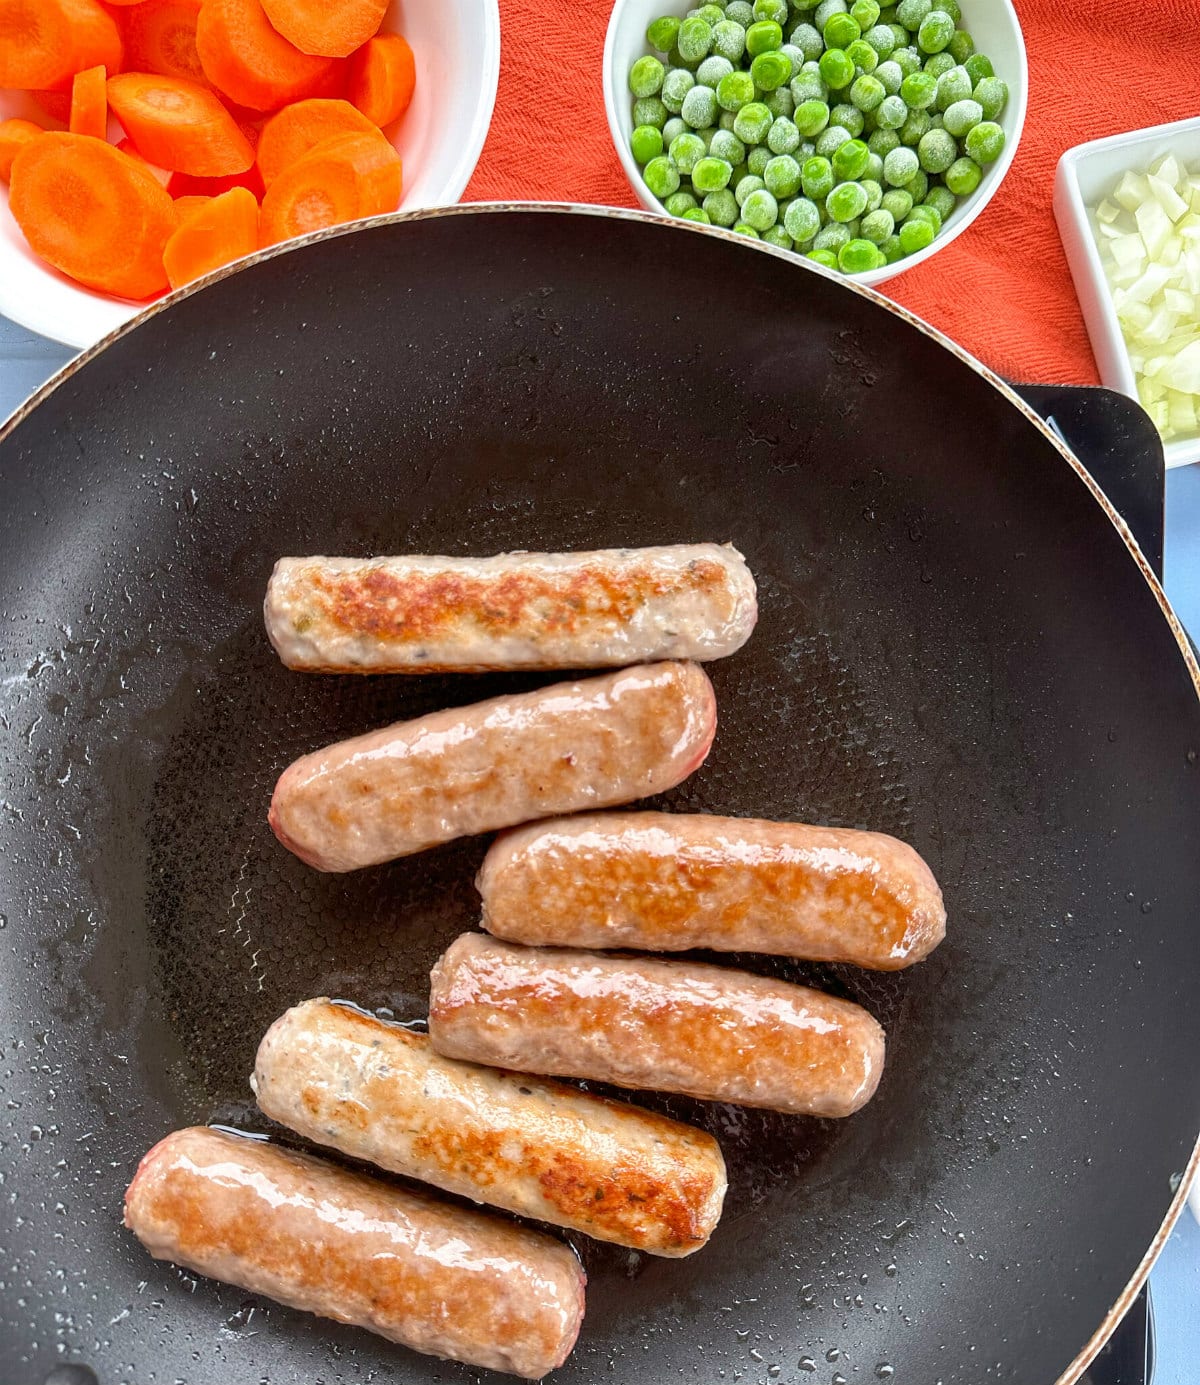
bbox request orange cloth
[464,0,1200,385]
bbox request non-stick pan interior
[1,208,1199,1385]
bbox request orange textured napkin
[464,0,1200,385]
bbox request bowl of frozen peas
[603,0,1027,285]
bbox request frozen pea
[754,0,789,24]
[732,221,760,237]
[801,154,835,199]
[799,139,817,158]
[698,124,718,149]
[630,124,664,164]
[794,98,832,136]
[683,207,712,222]
[780,41,803,66]
[814,0,849,26]
[845,40,879,72]
[630,55,666,97]
[917,126,955,172]
[692,155,734,190]
[768,115,802,153]
[923,50,955,78]
[814,220,852,250]
[735,173,765,205]
[681,84,720,127]
[917,7,953,50]
[934,64,971,111]
[790,70,827,103]
[906,202,941,231]
[807,248,840,268]
[874,59,903,93]
[632,96,669,128]
[696,54,735,86]
[898,215,935,252]
[725,0,754,21]
[880,186,912,219]
[923,183,955,219]
[747,144,773,173]
[973,76,1008,121]
[878,2,898,17]
[943,97,982,137]
[665,189,699,215]
[861,206,895,242]
[719,110,737,129]
[824,11,861,47]
[892,45,922,75]
[840,237,881,272]
[703,186,739,223]
[669,131,708,173]
[663,115,688,145]
[876,94,907,128]
[964,52,993,84]
[850,0,880,27]
[850,74,885,111]
[733,101,773,143]
[868,126,901,156]
[861,177,883,210]
[729,159,749,184]
[762,224,793,248]
[863,23,897,59]
[900,69,936,107]
[827,179,868,220]
[865,151,884,181]
[965,119,1004,164]
[711,18,747,60]
[815,123,853,157]
[789,20,824,59]
[742,186,779,228]
[745,18,783,54]
[647,15,682,52]
[831,136,870,180]
[677,16,714,60]
[710,127,746,163]
[784,195,821,240]
[763,87,795,117]
[899,108,930,144]
[716,69,756,110]
[643,155,680,198]
[819,48,856,89]
[895,0,931,29]
[830,102,865,136]
[904,167,929,200]
[931,0,960,21]
[764,153,802,196]
[751,49,793,90]
[879,232,903,262]
[661,68,695,113]
[927,111,944,128]
[947,28,973,63]
[883,144,918,185]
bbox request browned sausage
[269,660,716,872]
[253,998,727,1256]
[428,934,886,1118]
[124,1125,585,1379]
[477,812,946,969]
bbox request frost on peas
[815,124,853,158]
[830,101,866,136]
[895,0,931,30]
[947,28,973,63]
[903,167,929,201]
[696,54,735,87]
[973,76,1008,121]
[665,189,699,215]
[899,108,930,145]
[916,127,955,173]
[868,126,901,156]
[742,187,780,229]
[703,186,739,224]
[850,0,880,29]
[661,68,695,114]
[965,119,1004,164]
[883,144,918,186]
[850,74,885,112]
[861,206,895,243]
[790,70,827,104]
[716,69,756,110]
[764,153,802,196]
[677,17,715,61]
[927,111,944,129]
[943,98,982,138]
[663,115,688,144]
[768,115,802,153]
[725,0,754,22]
[762,224,793,248]
[861,177,883,211]
[734,173,765,206]
[899,70,936,109]
[711,18,747,61]
[964,52,993,84]
[710,128,746,163]
[880,186,912,219]
[801,154,835,199]
[794,98,831,136]
[763,88,795,117]
[874,59,903,94]
[931,0,960,22]
[934,64,971,111]
[643,155,681,198]
[629,55,666,97]
[681,84,720,128]
[814,0,849,27]
[783,195,821,240]
[875,94,907,129]
[632,96,670,129]
[845,40,879,74]
[699,2,727,21]
[747,144,773,173]
[692,155,734,191]
[754,0,789,24]
[719,110,737,129]
[923,50,955,78]
[733,101,774,144]
[814,220,852,251]
[892,45,922,75]
[923,183,954,218]
[862,22,896,57]
[799,139,817,158]
[789,21,824,60]
[646,15,682,52]
[865,151,884,181]
[670,131,708,173]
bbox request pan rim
[1,200,1197,1385]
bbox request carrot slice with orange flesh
[69,64,108,140]
[116,135,174,186]
[162,183,258,287]
[30,90,72,124]
[171,193,212,218]
[0,118,44,182]
[259,127,399,244]
[256,97,374,185]
[107,73,254,175]
[259,0,386,59]
[0,0,122,90]
[196,0,336,112]
[121,0,206,85]
[9,132,175,298]
[347,32,414,128]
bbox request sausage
[253,998,727,1257]
[477,812,946,970]
[124,1125,585,1379]
[269,661,717,872]
[428,934,886,1118]
[263,544,757,673]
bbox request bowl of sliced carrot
[0,0,500,349]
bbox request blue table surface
[2,314,1197,1381]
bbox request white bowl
[0,0,499,350]
[603,0,1027,289]
[1054,116,1200,471]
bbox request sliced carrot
[162,184,258,287]
[259,0,386,59]
[259,126,399,244]
[347,33,414,128]
[116,135,174,186]
[30,90,72,124]
[107,72,254,175]
[167,162,264,197]
[9,132,175,298]
[0,0,122,90]
[256,97,373,186]
[120,0,206,85]
[171,192,212,218]
[196,0,337,112]
[0,118,43,181]
[69,64,108,140]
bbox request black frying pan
[1,206,1198,1385]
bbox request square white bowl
[1054,115,1200,470]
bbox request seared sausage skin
[253,999,727,1256]
[124,1126,585,1379]
[264,544,758,673]
[478,812,946,970]
[268,661,716,872]
[429,935,886,1118]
